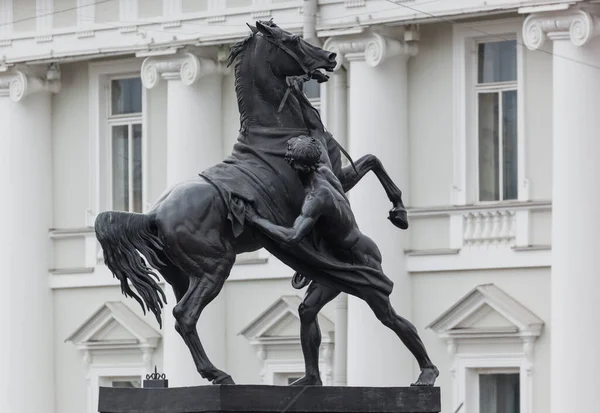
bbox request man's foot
[388,205,409,230]
[212,373,236,385]
[289,375,322,386]
[411,366,439,387]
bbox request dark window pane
[112,380,141,388]
[303,78,320,99]
[502,90,518,200]
[479,373,520,413]
[478,40,517,84]
[132,124,143,213]
[111,78,142,115]
[112,125,129,211]
[478,93,500,201]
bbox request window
[452,19,525,206]
[475,39,518,202]
[108,77,144,212]
[104,377,142,389]
[479,372,520,413]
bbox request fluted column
[0,67,60,413]
[324,32,418,386]
[141,51,225,386]
[523,7,600,412]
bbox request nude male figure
[245,135,439,387]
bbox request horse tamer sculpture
[95,19,438,387]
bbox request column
[141,51,225,386]
[0,68,60,413]
[324,32,418,386]
[523,8,600,412]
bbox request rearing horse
[95,20,410,386]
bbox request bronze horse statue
[95,20,428,386]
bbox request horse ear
[256,20,276,38]
[246,23,258,34]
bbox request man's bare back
[247,155,382,270]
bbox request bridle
[256,31,358,173]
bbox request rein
[259,33,358,173]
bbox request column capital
[141,52,221,89]
[0,65,61,102]
[523,8,600,50]
[323,31,418,70]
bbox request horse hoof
[388,207,409,230]
[213,374,236,385]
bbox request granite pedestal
[98,384,441,413]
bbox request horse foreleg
[338,154,408,229]
[173,273,234,385]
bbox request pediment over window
[239,295,335,385]
[66,301,161,351]
[427,284,544,340]
[240,295,334,345]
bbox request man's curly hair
[285,135,322,172]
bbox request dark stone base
[98,385,441,413]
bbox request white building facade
[0,0,597,412]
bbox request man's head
[285,135,322,174]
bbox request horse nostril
[328,52,337,62]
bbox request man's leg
[362,289,439,386]
[292,281,340,386]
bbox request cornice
[0,67,61,102]
[140,51,223,89]
[523,8,600,50]
[323,31,418,70]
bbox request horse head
[229,19,337,131]
[247,20,337,82]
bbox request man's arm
[247,194,327,246]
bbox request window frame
[474,39,519,203]
[455,354,529,413]
[107,75,144,213]
[88,58,148,227]
[452,18,527,206]
[88,365,146,413]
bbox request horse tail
[94,211,168,328]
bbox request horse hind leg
[172,265,234,385]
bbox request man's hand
[245,204,259,224]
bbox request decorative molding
[406,245,551,272]
[140,52,218,89]
[35,35,53,43]
[0,69,61,102]
[523,9,600,50]
[251,10,272,19]
[66,301,162,352]
[463,210,516,247]
[344,0,366,8]
[428,284,544,413]
[428,284,544,339]
[408,200,551,218]
[119,26,138,34]
[207,15,226,24]
[162,21,182,29]
[77,31,95,39]
[323,32,418,70]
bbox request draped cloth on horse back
[200,127,394,299]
